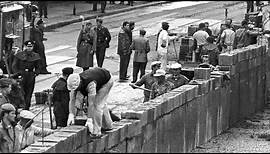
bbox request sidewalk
[40,1,169,30]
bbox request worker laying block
[66,67,114,138]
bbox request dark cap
[96,18,103,23]
[139,29,146,35]
[162,22,169,27]
[36,19,44,25]
[62,67,74,75]
[0,78,12,88]
[24,40,34,46]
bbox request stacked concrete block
[194,68,211,80]
[141,121,157,153]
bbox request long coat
[76,28,97,68]
[117,28,132,56]
[31,27,47,68]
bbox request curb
[45,1,170,30]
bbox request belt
[24,69,33,72]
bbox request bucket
[34,92,48,104]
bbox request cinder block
[109,140,127,153]
[50,131,76,153]
[73,144,87,153]
[229,73,240,126]
[198,95,207,145]
[30,141,57,153]
[169,106,185,152]
[92,134,109,153]
[237,48,249,61]
[181,85,198,102]
[210,75,222,90]
[106,124,122,149]
[239,71,250,119]
[156,117,166,153]
[20,145,53,153]
[164,114,172,152]
[248,68,256,116]
[87,141,94,153]
[126,133,143,153]
[125,119,142,138]
[141,121,157,153]
[239,60,249,73]
[194,68,211,80]
[248,58,256,70]
[219,53,235,65]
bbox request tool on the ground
[129,83,152,92]
[44,88,55,129]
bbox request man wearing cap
[167,63,189,89]
[92,18,111,68]
[0,78,13,106]
[130,29,150,83]
[16,110,54,150]
[157,22,178,70]
[130,61,161,102]
[66,67,114,137]
[12,40,41,110]
[51,67,74,128]
[150,69,174,100]
[31,19,50,74]
[0,103,20,153]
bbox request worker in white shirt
[193,23,209,63]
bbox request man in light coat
[157,22,177,70]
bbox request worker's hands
[85,118,94,134]
[67,113,75,126]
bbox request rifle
[44,89,55,129]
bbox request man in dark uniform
[66,67,114,137]
[93,18,111,68]
[31,19,51,74]
[12,40,41,110]
[51,67,74,128]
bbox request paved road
[31,1,246,128]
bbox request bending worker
[66,67,114,137]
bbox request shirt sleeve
[86,81,97,96]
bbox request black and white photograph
[0,0,270,153]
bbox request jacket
[130,36,150,62]
[117,28,132,56]
[0,122,20,153]
[92,25,111,48]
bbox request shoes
[118,78,129,82]
[101,128,113,132]
[89,133,103,139]
[39,71,51,74]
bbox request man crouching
[66,67,114,138]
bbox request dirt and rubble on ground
[191,104,270,153]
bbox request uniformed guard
[12,40,41,110]
[167,63,189,89]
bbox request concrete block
[239,71,250,119]
[50,131,76,153]
[156,117,166,153]
[198,95,207,145]
[20,145,54,153]
[29,141,57,153]
[210,75,222,90]
[125,119,142,138]
[73,144,88,153]
[229,74,240,126]
[248,68,256,116]
[113,121,130,142]
[219,53,235,65]
[109,140,127,153]
[181,84,198,102]
[248,58,256,70]
[121,109,143,120]
[169,106,185,153]
[126,133,143,153]
[194,68,211,80]
[87,141,94,153]
[106,124,122,149]
[237,48,249,61]
[141,121,157,153]
[239,60,249,73]
[215,88,222,135]
[164,114,172,152]
[92,134,109,153]
[189,80,209,96]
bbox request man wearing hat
[31,19,51,74]
[0,103,20,152]
[157,22,178,70]
[66,67,114,137]
[130,61,161,102]
[150,69,174,100]
[51,67,74,128]
[16,110,54,150]
[0,78,13,106]
[130,29,150,83]
[167,63,189,89]
[12,40,41,110]
[92,18,111,68]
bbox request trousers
[96,45,107,67]
[119,54,131,79]
[132,61,147,82]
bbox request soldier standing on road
[129,29,150,83]
[12,41,41,110]
[93,18,111,68]
[31,19,51,74]
[76,21,96,71]
[130,61,161,102]
[150,69,174,100]
[167,63,189,89]
[117,21,132,81]
[0,103,20,153]
[66,67,114,137]
[51,67,74,128]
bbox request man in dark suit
[93,18,111,68]
[117,21,132,81]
